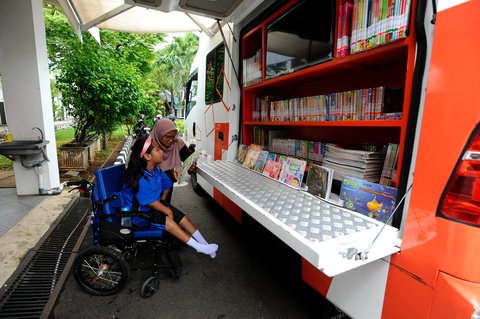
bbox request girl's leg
[178,216,215,257]
[165,218,217,256]
[178,215,197,234]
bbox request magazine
[236,144,249,164]
[262,159,283,179]
[306,164,334,199]
[339,176,397,224]
[177,150,200,184]
[243,144,262,170]
[278,157,306,189]
[252,150,269,173]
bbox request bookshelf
[240,0,416,188]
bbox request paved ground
[50,177,347,319]
[0,188,76,286]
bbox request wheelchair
[66,164,183,298]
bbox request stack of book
[322,143,386,182]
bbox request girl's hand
[164,208,174,219]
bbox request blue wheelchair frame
[71,164,182,298]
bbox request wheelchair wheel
[140,275,159,298]
[73,246,130,296]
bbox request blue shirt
[121,166,173,214]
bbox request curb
[114,135,133,165]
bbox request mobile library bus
[182,0,480,318]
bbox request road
[51,176,347,319]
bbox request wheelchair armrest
[113,211,152,221]
[95,194,119,207]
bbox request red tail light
[439,127,480,226]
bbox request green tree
[155,33,198,117]
[44,5,165,145]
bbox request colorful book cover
[236,144,249,164]
[306,164,334,199]
[339,176,397,223]
[279,157,306,189]
[262,159,283,179]
[266,152,276,162]
[243,144,262,170]
[253,150,269,173]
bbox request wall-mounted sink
[0,140,49,156]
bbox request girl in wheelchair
[121,135,218,258]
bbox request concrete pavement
[50,177,347,319]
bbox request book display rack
[241,0,415,189]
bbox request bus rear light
[439,128,480,226]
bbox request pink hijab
[152,118,186,171]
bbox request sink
[0,140,49,156]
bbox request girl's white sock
[192,229,208,244]
[187,238,218,258]
[192,230,216,258]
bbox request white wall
[0,0,60,194]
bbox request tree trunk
[169,87,175,116]
[102,132,109,150]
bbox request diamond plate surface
[198,161,379,242]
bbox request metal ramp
[197,161,401,276]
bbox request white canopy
[52,0,264,38]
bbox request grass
[0,125,130,171]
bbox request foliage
[44,5,165,145]
[174,120,184,134]
[154,33,199,116]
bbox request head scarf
[152,118,185,171]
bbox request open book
[177,150,200,184]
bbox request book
[262,159,283,179]
[306,164,334,200]
[379,143,399,186]
[177,150,200,184]
[339,176,397,223]
[278,157,306,189]
[243,144,262,170]
[236,144,249,164]
[253,150,269,173]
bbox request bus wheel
[190,172,206,196]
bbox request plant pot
[59,143,89,171]
[87,137,100,163]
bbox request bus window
[205,44,225,104]
[185,71,198,118]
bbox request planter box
[87,137,100,163]
[59,143,89,171]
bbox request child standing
[121,136,218,258]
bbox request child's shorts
[151,205,185,224]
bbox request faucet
[32,127,44,141]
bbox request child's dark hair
[124,136,152,194]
